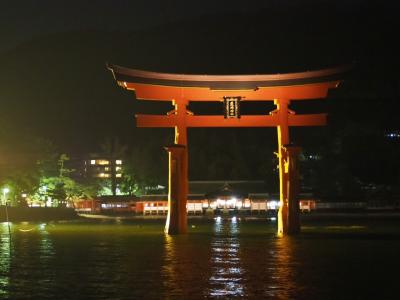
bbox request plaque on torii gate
[108,64,347,235]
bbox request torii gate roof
[107,63,350,90]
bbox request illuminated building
[84,157,123,179]
[75,180,318,215]
[84,155,124,195]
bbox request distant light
[244,199,251,208]
[270,217,277,221]
[217,198,226,207]
[385,132,400,139]
[267,200,280,210]
[231,216,237,223]
[226,198,237,206]
[2,187,10,194]
[90,160,96,165]
[215,216,221,223]
[21,193,27,198]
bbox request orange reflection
[266,237,297,299]
[163,234,182,297]
[163,233,210,298]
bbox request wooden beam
[186,115,279,127]
[288,113,327,126]
[135,114,178,127]
[136,114,327,128]
[126,82,339,102]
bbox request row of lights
[385,132,400,139]
[90,159,122,165]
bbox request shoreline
[77,211,400,221]
[2,206,400,223]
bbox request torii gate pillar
[164,144,188,234]
[276,99,301,235]
[279,144,302,235]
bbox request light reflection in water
[38,223,55,264]
[36,222,56,297]
[0,223,12,298]
[208,217,245,297]
[163,234,182,297]
[162,233,209,298]
[265,237,297,299]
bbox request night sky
[1,0,399,182]
[0,0,277,52]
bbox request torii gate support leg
[164,145,188,234]
[276,98,301,235]
[284,145,301,235]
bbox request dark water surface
[1,216,400,299]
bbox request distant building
[84,157,123,179]
[75,180,291,215]
[83,155,125,195]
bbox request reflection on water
[266,237,297,299]
[162,229,211,298]
[163,234,182,297]
[1,218,400,299]
[0,223,12,298]
[208,216,245,297]
[38,223,55,264]
[7,222,57,299]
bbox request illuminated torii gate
[108,64,346,235]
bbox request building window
[116,160,122,165]
[116,174,122,178]
[98,173,110,178]
[90,160,96,165]
[116,166,122,171]
[98,160,110,165]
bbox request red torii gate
[108,64,347,235]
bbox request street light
[2,187,10,205]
